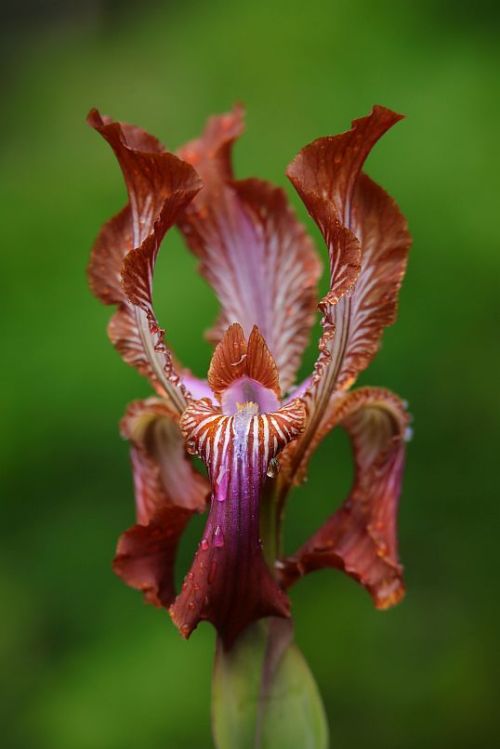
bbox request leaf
[212,618,328,749]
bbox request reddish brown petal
[245,320,281,395]
[207,322,248,397]
[171,395,305,647]
[113,507,192,608]
[179,104,245,180]
[113,398,209,607]
[88,206,133,305]
[279,388,409,609]
[208,323,280,400]
[334,174,411,389]
[120,397,208,518]
[283,106,409,482]
[177,107,322,392]
[87,109,202,407]
[87,109,200,248]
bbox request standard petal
[177,107,322,392]
[284,105,410,482]
[279,388,410,610]
[113,398,209,608]
[87,109,202,409]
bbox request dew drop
[200,538,210,551]
[216,467,228,501]
[213,525,225,548]
[180,623,190,636]
[266,457,280,478]
[404,426,414,443]
[188,601,195,610]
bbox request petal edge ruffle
[279,388,409,610]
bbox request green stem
[212,619,329,749]
[260,478,280,570]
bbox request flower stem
[260,478,280,571]
[212,618,329,749]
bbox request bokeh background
[2,1,499,747]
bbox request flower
[87,104,411,648]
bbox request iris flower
[87,104,411,651]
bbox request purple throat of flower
[87,103,412,648]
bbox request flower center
[221,376,280,416]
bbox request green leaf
[212,618,328,749]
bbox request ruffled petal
[87,109,202,409]
[332,173,411,390]
[169,326,306,647]
[279,388,410,610]
[283,105,410,482]
[113,398,209,608]
[177,107,322,393]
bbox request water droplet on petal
[377,542,388,557]
[180,623,190,636]
[214,525,224,548]
[200,538,210,551]
[266,457,280,478]
[404,426,413,443]
[216,467,228,501]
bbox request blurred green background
[2,0,499,747]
